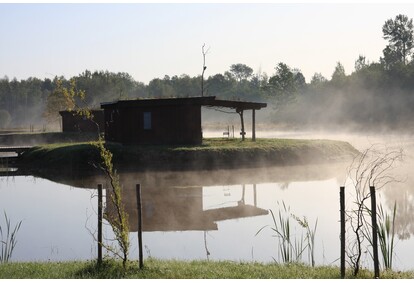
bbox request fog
[4,81,414,267]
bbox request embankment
[0,132,99,146]
[17,138,359,174]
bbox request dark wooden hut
[101,96,266,145]
[59,110,104,133]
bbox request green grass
[21,138,358,161]
[16,138,358,175]
[0,259,413,279]
[0,132,99,146]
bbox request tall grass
[256,202,317,265]
[292,214,318,267]
[0,212,22,263]
[364,201,397,271]
[377,202,397,270]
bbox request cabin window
[143,112,152,130]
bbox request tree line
[1,14,414,131]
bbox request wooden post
[370,186,380,278]
[340,186,345,279]
[253,184,257,207]
[136,184,144,269]
[252,109,256,141]
[97,184,103,265]
[241,184,245,204]
[238,109,245,141]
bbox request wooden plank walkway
[0,146,32,156]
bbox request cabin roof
[101,96,267,111]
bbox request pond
[1,132,414,271]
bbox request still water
[1,132,414,271]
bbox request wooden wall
[60,110,104,133]
[104,104,202,145]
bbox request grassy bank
[1,259,412,279]
[0,131,99,146]
[18,138,358,172]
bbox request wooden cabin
[59,110,104,133]
[101,96,266,145]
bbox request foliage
[229,63,254,82]
[93,137,130,270]
[0,212,22,263]
[43,78,87,123]
[382,14,414,66]
[265,63,305,109]
[331,61,346,85]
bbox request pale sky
[1,3,414,83]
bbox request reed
[377,202,396,270]
[292,214,318,267]
[256,202,309,264]
[0,212,22,263]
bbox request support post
[370,186,380,278]
[241,184,246,204]
[97,184,103,265]
[252,109,256,141]
[136,184,144,269]
[340,186,345,279]
[238,109,245,141]
[253,184,257,207]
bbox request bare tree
[201,43,210,97]
[345,145,403,276]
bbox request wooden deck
[0,146,32,156]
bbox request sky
[1,3,414,84]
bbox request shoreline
[14,138,359,175]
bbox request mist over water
[2,129,414,270]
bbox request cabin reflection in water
[106,184,268,232]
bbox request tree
[229,63,254,83]
[332,62,346,81]
[201,44,210,96]
[0,110,11,128]
[293,69,306,90]
[43,78,73,123]
[59,79,131,270]
[207,73,233,95]
[310,72,327,86]
[268,62,295,95]
[345,146,403,276]
[266,63,305,109]
[354,55,369,72]
[382,14,414,66]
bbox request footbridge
[0,146,32,156]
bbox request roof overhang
[204,99,267,111]
[101,96,267,111]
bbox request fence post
[136,184,143,269]
[370,186,380,278]
[97,184,103,265]
[340,186,345,279]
